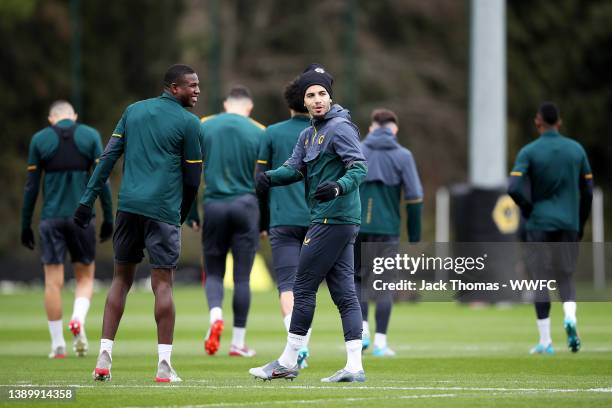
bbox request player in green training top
[256,78,312,368]
[21,100,113,359]
[75,64,203,382]
[187,85,264,358]
[508,102,593,355]
[355,108,423,357]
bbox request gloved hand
[99,220,114,242]
[314,181,342,202]
[21,227,35,250]
[256,172,271,195]
[73,204,93,228]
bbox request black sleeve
[579,177,593,234]
[256,163,270,232]
[181,160,202,224]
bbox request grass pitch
[0,285,611,407]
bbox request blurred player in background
[508,101,593,355]
[251,64,368,383]
[21,100,114,359]
[354,108,423,357]
[256,78,312,368]
[75,64,202,382]
[187,85,264,357]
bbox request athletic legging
[204,249,256,328]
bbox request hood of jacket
[363,126,399,150]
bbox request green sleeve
[80,113,126,208]
[336,161,367,195]
[181,117,203,188]
[406,201,422,243]
[267,165,303,186]
[508,148,532,217]
[580,147,593,178]
[257,129,272,169]
[92,133,114,222]
[21,137,41,229]
[184,117,203,165]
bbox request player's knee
[45,278,64,291]
[233,274,251,286]
[332,294,360,313]
[151,279,173,297]
[293,286,316,301]
[292,292,316,311]
[45,279,63,292]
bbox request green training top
[509,129,592,231]
[80,92,202,226]
[267,105,367,225]
[21,119,113,229]
[258,116,310,228]
[200,113,264,202]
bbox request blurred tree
[0,0,184,257]
[508,0,612,234]
[3,0,610,263]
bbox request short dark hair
[371,108,399,126]
[538,101,560,125]
[226,85,252,100]
[284,78,308,113]
[163,64,195,88]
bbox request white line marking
[122,394,459,408]
[1,384,611,393]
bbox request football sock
[344,339,363,373]
[362,320,370,336]
[278,332,306,368]
[304,328,312,347]
[536,318,552,346]
[71,297,90,326]
[232,327,246,348]
[563,301,577,323]
[158,344,172,364]
[48,319,65,349]
[374,333,387,349]
[209,307,223,324]
[99,338,114,358]
[283,313,292,332]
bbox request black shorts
[269,226,309,293]
[202,194,259,256]
[354,233,399,279]
[39,217,96,265]
[113,211,181,269]
[524,230,579,282]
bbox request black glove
[73,204,93,228]
[314,181,342,202]
[99,220,114,242]
[21,227,35,250]
[256,172,271,195]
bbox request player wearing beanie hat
[297,64,334,99]
[251,64,368,383]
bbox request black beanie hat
[297,63,334,99]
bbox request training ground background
[0,286,611,407]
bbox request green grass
[0,286,611,407]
